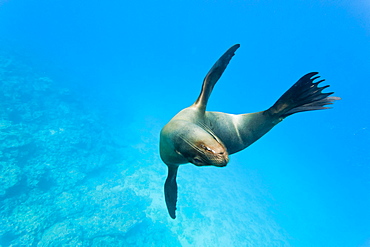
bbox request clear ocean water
[0,0,369,246]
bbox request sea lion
[159,44,340,219]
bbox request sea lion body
[160,44,340,219]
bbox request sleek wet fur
[160,44,340,219]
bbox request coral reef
[0,54,149,246]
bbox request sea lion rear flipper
[268,72,341,118]
[194,44,240,109]
[164,165,179,219]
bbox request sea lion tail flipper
[268,72,341,118]
[194,44,240,109]
[164,165,179,219]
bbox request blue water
[0,0,369,246]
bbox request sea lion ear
[164,165,179,219]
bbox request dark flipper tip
[230,44,241,52]
[169,211,176,219]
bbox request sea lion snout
[217,153,229,167]
[214,153,229,167]
[194,143,229,167]
[206,148,229,167]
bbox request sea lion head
[174,125,229,167]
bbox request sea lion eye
[201,144,215,153]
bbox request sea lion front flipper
[194,44,240,110]
[164,165,179,219]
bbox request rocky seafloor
[0,54,289,247]
[0,55,164,246]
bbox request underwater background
[0,0,369,246]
